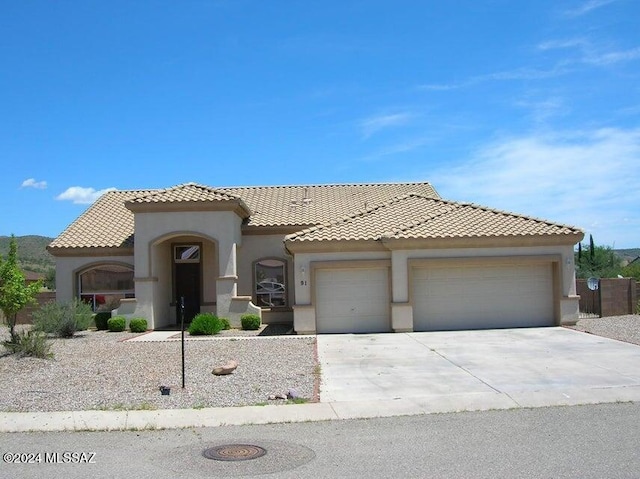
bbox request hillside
[0,235,55,274]
[615,249,640,262]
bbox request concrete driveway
[316,327,640,416]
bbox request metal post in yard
[180,296,185,389]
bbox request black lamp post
[180,296,185,389]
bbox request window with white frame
[78,264,134,312]
[254,259,286,307]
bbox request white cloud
[564,0,617,17]
[418,66,570,92]
[360,137,431,162]
[515,97,567,124]
[359,113,414,139]
[56,186,117,204]
[431,127,640,248]
[537,38,588,51]
[21,178,47,189]
[584,46,640,65]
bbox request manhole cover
[203,444,267,462]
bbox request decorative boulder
[212,360,238,376]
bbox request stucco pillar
[391,250,413,332]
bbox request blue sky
[1,0,638,247]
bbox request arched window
[78,264,134,312]
[254,258,287,307]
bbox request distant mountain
[0,235,55,274]
[615,248,640,263]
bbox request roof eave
[46,246,134,258]
[125,199,252,218]
[379,232,585,250]
[283,238,388,254]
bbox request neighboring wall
[577,278,639,317]
[0,291,56,325]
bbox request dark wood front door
[175,262,201,323]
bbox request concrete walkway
[2,327,640,432]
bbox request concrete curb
[2,388,639,433]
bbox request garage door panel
[413,263,554,331]
[316,268,390,334]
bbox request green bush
[241,314,261,331]
[188,313,223,335]
[129,318,147,333]
[32,299,93,338]
[107,316,126,332]
[94,312,112,330]
[220,317,231,330]
[3,330,53,359]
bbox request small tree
[43,267,56,290]
[575,235,623,279]
[0,236,42,342]
[621,261,640,281]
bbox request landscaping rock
[212,360,238,375]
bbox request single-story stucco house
[48,181,584,334]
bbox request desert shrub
[241,314,261,331]
[94,312,112,330]
[129,318,147,333]
[32,299,93,338]
[3,330,53,359]
[220,317,231,330]
[188,313,223,335]
[107,316,126,332]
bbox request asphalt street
[1,402,639,479]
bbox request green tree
[621,261,640,281]
[43,267,56,290]
[0,235,42,342]
[575,235,623,279]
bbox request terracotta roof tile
[221,182,439,227]
[49,190,149,250]
[48,182,581,251]
[127,183,244,205]
[285,194,582,243]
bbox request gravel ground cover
[567,314,640,346]
[2,315,638,413]
[0,327,317,412]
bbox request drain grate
[203,444,267,462]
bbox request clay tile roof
[127,182,243,205]
[48,190,149,250]
[221,182,439,227]
[48,182,439,251]
[285,194,583,243]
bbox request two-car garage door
[412,262,555,331]
[312,260,556,333]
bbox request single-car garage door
[316,268,390,333]
[413,262,554,331]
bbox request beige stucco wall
[237,235,292,297]
[237,234,294,323]
[131,210,246,328]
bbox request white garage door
[316,268,390,334]
[413,263,554,331]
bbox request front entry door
[175,262,201,323]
